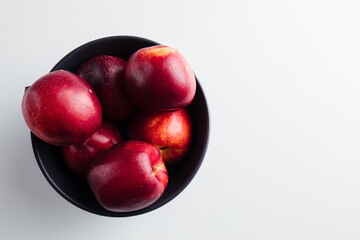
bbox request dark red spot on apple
[77,55,136,121]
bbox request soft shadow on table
[4,116,119,235]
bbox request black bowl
[31,36,210,217]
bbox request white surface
[2,0,360,239]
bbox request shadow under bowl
[31,36,210,217]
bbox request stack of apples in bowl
[22,36,209,216]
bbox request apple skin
[87,140,168,212]
[62,120,122,177]
[128,108,192,165]
[125,45,196,111]
[77,55,136,121]
[21,70,102,146]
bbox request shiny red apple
[22,70,102,146]
[128,108,192,164]
[77,55,136,121]
[62,120,122,176]
[87,140,168,212]
[125,45,196,111]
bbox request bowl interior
[31,36,209,217]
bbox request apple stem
[152,166,157,171]
[159,146,168,150]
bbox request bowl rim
[31,35,210,217]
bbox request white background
[2,0,360,239]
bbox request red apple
[77,55,136,121]
[21,70,102,146]
[125,45,196,111]
[87,140,168,212]
[62,120,122,176]
[128,108,192,164]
